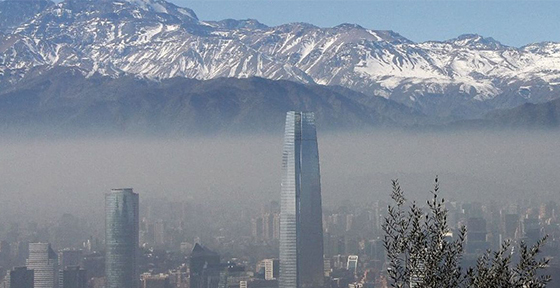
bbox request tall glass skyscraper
[105,188,139,288]
[279,111,324,288]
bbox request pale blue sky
[170,0,560,47]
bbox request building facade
[263,259,279,280]
[141,273,171,288]
[58,250,82,268]
[279,111,324,288]
[27,243,58,288]
[6,267,34,288]
[346,255,358,275]
[105,188,139,288]
[189,243,220,288]
[59,266,87,288]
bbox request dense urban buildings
[2,185,560,287]
[105,188,139,288]
[279,111,325,288]
[3,118,560,288]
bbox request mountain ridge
[1,0,560,122]
[0,66,429,135]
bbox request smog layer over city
[1,131,559,219]
[1,0,560,287]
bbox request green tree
[382,178,550,288]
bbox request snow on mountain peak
[447,34,505,50]
[334,23,365,30]
[115,0,198,20]
[123,0,167,13]
[213,18,268,30]
[3,0,560,119]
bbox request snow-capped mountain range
[2,0,560,118]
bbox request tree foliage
[382,178,550,288]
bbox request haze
[0,130,559,222]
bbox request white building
[346,255,358,274]
[263,259,279,280]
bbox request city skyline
[279,111,325,288]
[0,0,559,286]
[1,176,559,287]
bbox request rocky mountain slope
[1,0,560,120]
[484,98,560,128]
[0,0,53,33]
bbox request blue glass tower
[105,188,139,288]
[279,111,324,288]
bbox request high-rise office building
[523,217,541,246]
[251,214,280,242]
[27,243,58,288]
[105,188,139,288]
[58,249,82,268]
[189,243,220,288]
[59,266,87,288]
[279,111,324,288]
[503,213,520,240]
[154,220,166,247]
[251,217,264,240]
[466,217,489,254]
[5,266,34,288]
